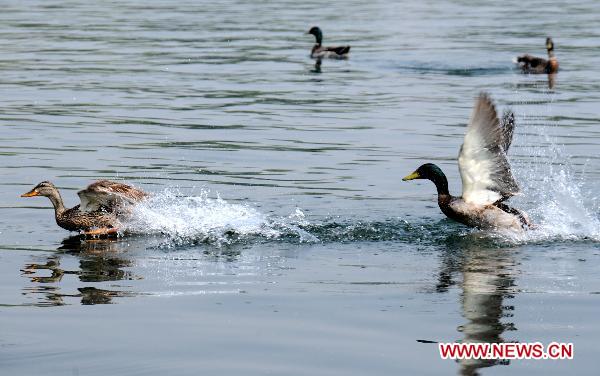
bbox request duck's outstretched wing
[500,109,515,151]
[78,180,147,212]
[458,93,519,205]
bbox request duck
[307,26,350,59]
[515,37,559,74]
[21,180,148,236]
[402,93,533,231]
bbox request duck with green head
[307,26,350,59]
[515,37,559,74]
[403,93,532,231]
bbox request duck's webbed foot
[82,227,120,238]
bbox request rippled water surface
[1,1,599,375]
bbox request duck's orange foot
[82,227,120,238]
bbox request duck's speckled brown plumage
[54,204,118,232]
[78,179,148,212]
[21,180,147,235]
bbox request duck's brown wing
[516,54,548,71]
[325,45,351,55]
[77,180,148,212]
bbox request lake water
[1,0,599,375]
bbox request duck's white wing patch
[77,180,147,212]
[77,190,103,212]
[458,93,519,206]
[77,187,120,212]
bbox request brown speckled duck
[516,37,559,74]
[21,180,148,236]
[403,93,533,231]
[307,26,350,59]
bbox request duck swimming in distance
[403,93,532,231]
[21,180,148,236]
[307,26,350,59]
[515,37,559,74]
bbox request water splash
[122,181,598,248]
[123,189,477,249]
[124,188,316,247]
[512,126,600,243]
[122,187,459,247]
[122,130,599,250]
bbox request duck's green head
[307,26,323,45]
[546,37,554,52]
[403,163,444,181]
[403,163,449,195]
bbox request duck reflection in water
[21,235,138,306]
[312,58,322,73]
[436,235,518,375]
[514,73,556,90]
[547,73,556,89]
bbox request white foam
[123,188,316,247]
[510,128,600,243]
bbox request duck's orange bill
[402,171,420,181]
[21,190,39,197]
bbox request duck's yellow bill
[21,190,39,197]
[402,171,420,181]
